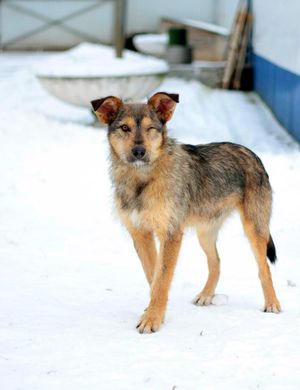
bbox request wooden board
[222,1,248,89]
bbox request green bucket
[168,28,187,46]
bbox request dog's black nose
[132,146,146,160]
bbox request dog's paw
[136,310,163,334]
[264,300,281,313]
[193,293,213,306]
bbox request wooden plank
[161,17,229,37]
[233,12,252,90]
[222,1,248,89]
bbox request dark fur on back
[181,142,269,201]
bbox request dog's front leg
[136,230,183,333]
[129,228,157,285]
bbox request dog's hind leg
[129,228,157,285]
[193,224,221,306]
[240,213,281,313]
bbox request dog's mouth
[127,155,150,167]
[131,160,147,167]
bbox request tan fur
[109,115,164,166]
[127,225,157,284]
[240,216,281,312]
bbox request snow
[1,52,300,390]
[35,43,169,78]
[133,34,168,57]
[211,294,228,306]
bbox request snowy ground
[0,53,300,390]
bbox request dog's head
[91,92,179,167]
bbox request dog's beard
[131,160,146,167]
[126,155,150,168]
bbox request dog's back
[178,141,272,232]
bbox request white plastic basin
[36,43,169,107]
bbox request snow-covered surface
[36,43,169,78]
[133,34,168,57]
[1,52,300,389]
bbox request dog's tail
[267,235,277,264]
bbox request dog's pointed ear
[91,96,123,124]
[148,92,179,123]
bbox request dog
[91,92,281,334]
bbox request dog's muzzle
[131,146,146,160]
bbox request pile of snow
[36,43,169,78]
[133,33,168,57]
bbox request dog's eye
[147,127,156,132]
[121,125,130,132]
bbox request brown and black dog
[91,92,281,334]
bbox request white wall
[127,0,214,33]
[252,0,300,75]
[213,0,239,29]
[1,0,215,49]
[1,1,115,49]
[212,0,300,75]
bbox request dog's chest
[116,177,172,233]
